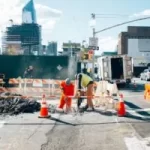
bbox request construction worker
[23,65,34,78]
[58,78,74,113]
[75,73,95,111]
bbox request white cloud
[95,36,117,55]
[35,4,62,44]
[130,9,150,18]
[35,4,62,19]
[0,0,62,47]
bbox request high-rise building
[22,0,37,24]
[47,42,57,56]
[62,42,81,56]
[21,23,41,55]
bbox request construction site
[0,72,150,150]
[0,0,150,149]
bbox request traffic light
[84,53,89,59]
[80,52,93,60]
[81,53,88,60]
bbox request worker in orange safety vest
[58,78,74,113]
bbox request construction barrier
[1,79,119,109]
[144,83,150,100]
[23,79,61,96]
[93,81,119,107]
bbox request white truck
[97,55,133,84]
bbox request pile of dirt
[0,92,40,115]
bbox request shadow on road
[125,112,150,121]
[50,113,150,126]
[1,112,150,126]
[125,101,150,117]
[94,109,116,116]
[125,101,142,109]
[50,117,76,126]
[2,120,150,126]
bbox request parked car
[140,69,150,81]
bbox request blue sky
[34,0,150,53]
[1,0,150,54]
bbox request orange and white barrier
[9,78,20,84]
[3,79,119,100]
[0,87,7,93]
[32,79,43,87]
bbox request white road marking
[127,108,150,112]
[115,117,119,125]
[0,121,5,128]
[124,136,150,150]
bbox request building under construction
[1,0,42,55]
[2,23,42,55]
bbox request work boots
[83,104,95,111]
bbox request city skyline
[0,0,150,54]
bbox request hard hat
[65,78,71,85]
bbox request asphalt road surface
[0,78,150,150]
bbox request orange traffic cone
[38,94,50,118]
[117,94,126,117]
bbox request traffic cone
[38,94,50,118]
[145,90,150,100]
[117,94,126,117]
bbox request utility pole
[91,13,96,79]
[69,40,72,57]
[91,13,96,37]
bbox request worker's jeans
[86,83,94,108]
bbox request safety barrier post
[18,78,22,90]
[23,78,27,95]
[52,79,55,96]
[48,79,52,96]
